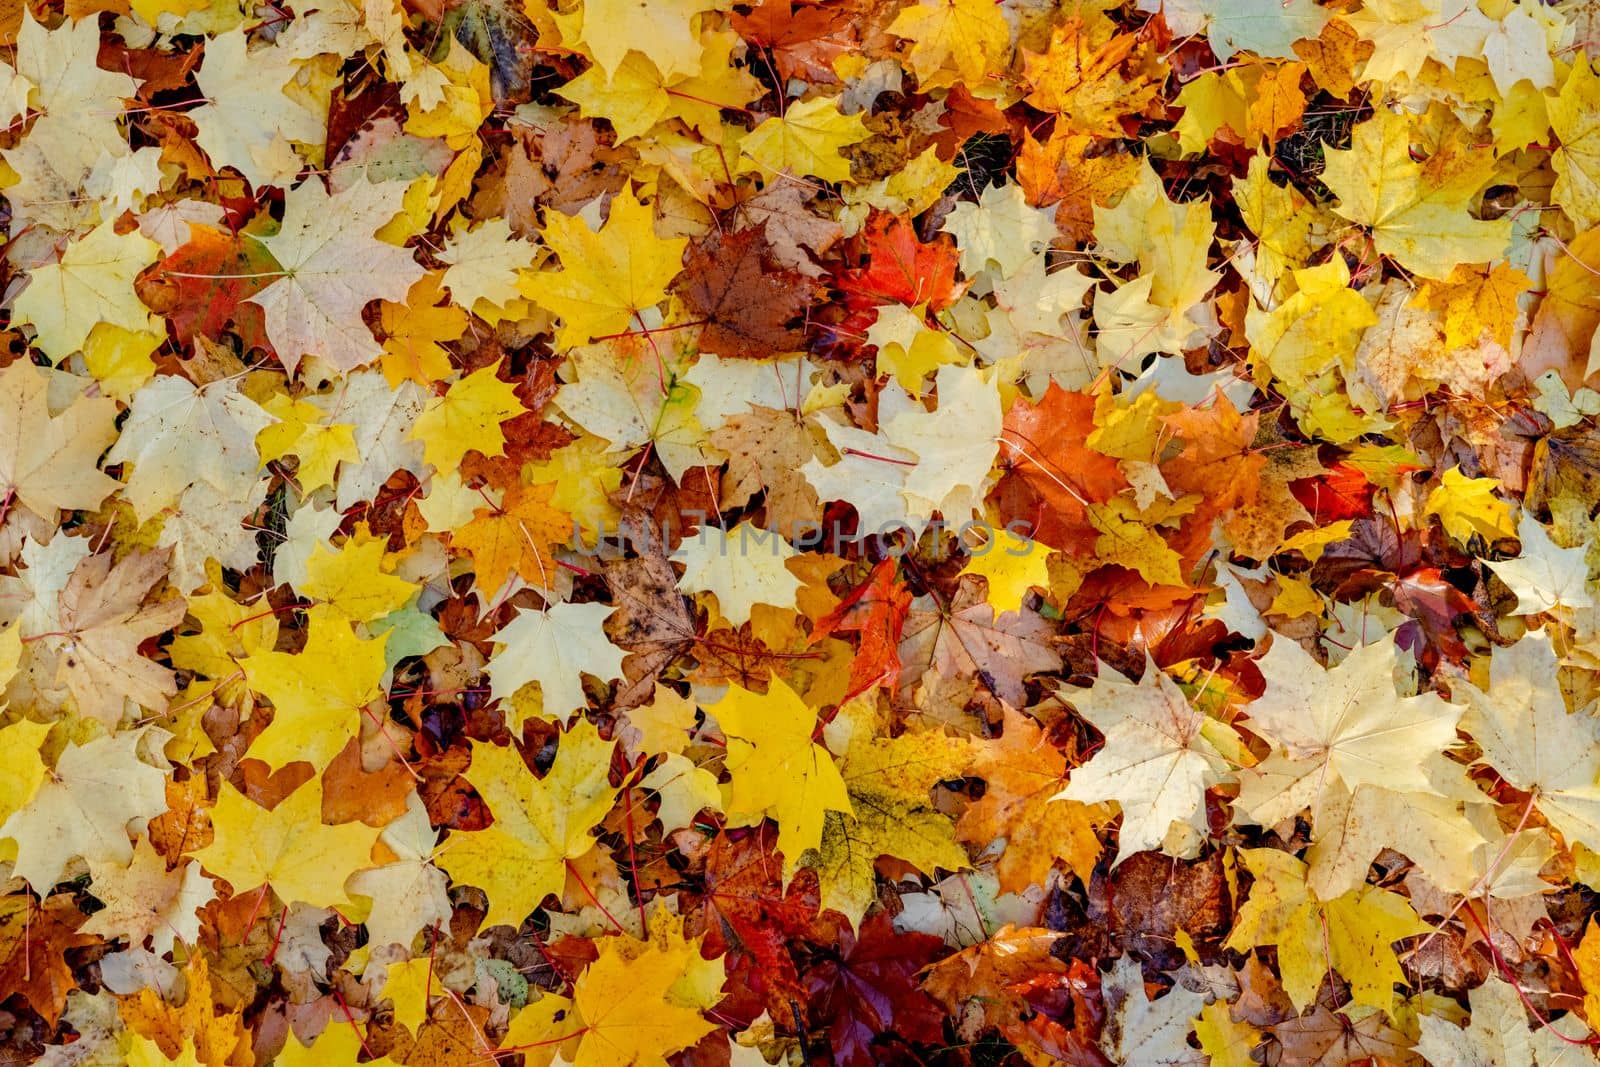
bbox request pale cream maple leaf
[0,11,141,231]
[484,601,628,718]
[1138,0,1328,59]
[346,793,451,952]
[883,364,1002,522]
[190,29,327,189]
[0,362,119,520]
[939,182,1057,282]
[106,374,276,524]
[1346,0,1495,85]
[1460,631,1600,855]
[1093,274,1194,368]
[438,215,536,320]
[273,499,341,592]
[642,753,722,835]
[971,257,1097,384]
[156,478,270,594]
[1055,655,1234,866]
[0,727,170,892]
[801,415,919,535]
[1488,512,1597,616]
[246,178,424,376]
[83,839,213,956]
[671,523,802,625]
[1093,159,1220,329]
[1234,635,1462,829]
[554,345,708,481]
[0,535,90,641]
[328,372,429,510]
[47,549,187,728]
[1097,955,1206,1067]
[1416,978,1541,1067]
[1302,762,1489,899]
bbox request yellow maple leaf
[1575,918,1600,1027]
[1268,574,1323,619]
[379,271,467,387]
[1193,1000,1262,1067]
[737,96,870,184]
[453,480,573,594]
[81,323,161,401]
[1411,261,1530,351]
[1425,467,1517,544]
[806,698,970,925]
[126,1034,203,1067]
[1225,847,1429,1015]
[191,776,380,910]
[240,604,388,770]
[518,187,687,347]
[706,676,852,872]
[558,30,761,143]
[1553,58,1600,230]
[526,436,623,539]
[888,0,1011,91]
[257,395,359,493]
[435,720,619,931]
[1088,497,1188,588]
[301,537,417,623]
[379,956,434,1034]
[503,916,723,1066]
[1023,17,1154,138]
[13,217,159,361]
[403,41,493,149]
[0,718,49,869]
[1321,107,1511,279]
[276,1020,400,1066]
[569,0,720,80]
[960,529,1052,616]
[410,361,526,472]
[169,586,279,687]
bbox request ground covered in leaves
[7,0,1600,1063]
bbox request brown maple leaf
[899,580,1063,709]
[54,548,187,729]
[503,120,626,233]
[732,182,844,278]
[678,226,817,360]
[604,553,696,708]
[0,893,98,1025]
[711,405,826,535]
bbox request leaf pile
[5,0,1600,1063]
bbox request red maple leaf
[801,913,947,1067]
[994,385,1126,553]
[808,559,912,699]
[687,827,821,1027]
